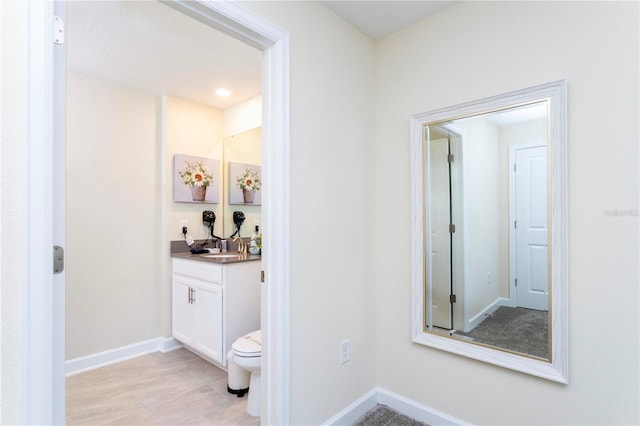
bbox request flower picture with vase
[229,162,262,205]
[174,154,220,203]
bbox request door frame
[426,134,453,330]
[24,1,291,424]
[423,125,464,333]
[23,2,60,423]
[508,143,547,309]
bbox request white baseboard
[377,388,471,425]
[160,337,183,354]
[324,386,470,426]
[466,297,509,332]
[322,388,379,425]
[66,337,182,376]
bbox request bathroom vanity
[171,252,261,368]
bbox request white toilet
[230,330,262,417]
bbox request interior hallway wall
[374,2,639,424]
[456,118,502,323]
[66,73,161,359]
[66,80,225,361]
[165,96,224,244]
[243,2,377,423]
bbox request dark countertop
[171,251,261,265]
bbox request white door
[429,138,452,328]
[515,146,549,310]
[194,283,224,364]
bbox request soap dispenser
[250,225,260,254]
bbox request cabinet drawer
[172,258,222,283]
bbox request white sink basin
[200,253,240,259]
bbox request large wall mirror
[410,80,568,383]
[222,127,262,238]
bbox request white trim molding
[160,1,291,423]
[23,1,57,424]
[65,338,182,377]
[323,387,471,426]
[466,297,508,331]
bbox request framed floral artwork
[174,154,220,203]
[229,162,262,205]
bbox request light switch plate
[340,339,351,364]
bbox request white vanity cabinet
[171,257,261,367]
[172,275,223,362]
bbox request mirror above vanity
[171,125,262,244]
[410,81,568,383]
[223,127,262,239]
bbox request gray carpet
[454,306,548,359]
[353,405,427,426]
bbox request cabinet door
[172,276,195,346]
[193,283,223,363]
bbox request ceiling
[323,1,457,40]
[67,1,263,110]
[67,1,457,110]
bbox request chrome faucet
[233,237,248,254]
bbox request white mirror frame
[410,80,568,383]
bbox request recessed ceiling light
[215,88,232,97]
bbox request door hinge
[53,245,64,274]
[450,294,457,303]
[449,224,456,234]
[515,278,518,287]
[513,163,516,172]
[53,16,65,45]
[448,154,455,163]
[261,270,265,283]
[514,220,517,229]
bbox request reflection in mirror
[425,102,549,359]
[223,127,262,238]
[411,81,568,383]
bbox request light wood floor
[66,348,260,425]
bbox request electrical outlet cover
[340,339,351,364]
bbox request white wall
[374,2,638,424]
[243,2,377,423]
[456,118,502,324]
[165,96,224,243]
[65,80,249,357]
[65,79,226,359]
[66,73,162,359]
[223,95,261,138]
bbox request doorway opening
[425,125,463,333]
[44,1,290,424]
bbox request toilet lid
[232,330,261,356]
